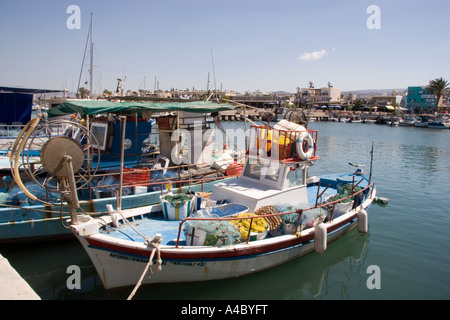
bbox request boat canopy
[47,100,239,117]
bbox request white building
[300,85,341,105]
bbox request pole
[369,141,374,184]
[64,155,80,225]
[118,116,126,211]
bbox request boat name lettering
[171,261,206,267]
[108,252,166,264]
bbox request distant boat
[387,118,399,127]
[398,116,416,127]
[414,116,430,128]
[427,116,450,129]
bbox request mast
[211,48,217,98]
[89,13,94,97]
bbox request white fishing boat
[62,119,378,295]
[398,116,416,127]
[414,116,430,128]
[387,118,400,126]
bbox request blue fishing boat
[0,100,241,243]
[427,116,450,129]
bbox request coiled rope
[127,233,163,300]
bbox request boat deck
[99,183,342,246]
[98,173,369,246]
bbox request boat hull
[428,122,450,129]
[72,193,375,289]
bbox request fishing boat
[414,116,430,128]
[387,118,400,127]
[0,100,241,243]
[66,119,378,294]
[398,116,416,127]
[427,116,450,129]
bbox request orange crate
[123,167,150,186]
[156,117,175,130]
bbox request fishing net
[230,213,269,240]
[183,210,242,246]
[269,202,330,235]
[163,193,193,203]
[326,183,363,203]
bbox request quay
[0,253,40,300]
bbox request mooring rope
[127,234,163,300]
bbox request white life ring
[296,131,314,160]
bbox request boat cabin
[88,115,154,169]
[210,122,319,211]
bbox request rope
[127,234,163,300]
[112,208,148,240]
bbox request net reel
[10,118,101,222]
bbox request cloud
[298,49,327,61]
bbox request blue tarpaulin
[0,92,33,125]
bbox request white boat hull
[72,194,375,289]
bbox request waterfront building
[300,85,341,106]
[406,86,437,112]
[371,93,405,111]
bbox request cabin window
[288,167,304,187]
[90,122,109,151]
[243,158,281,182]
[243,159,263,180]
[264,166,280,181]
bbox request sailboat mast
[89,13,94,97]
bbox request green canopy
[47,100,238,117]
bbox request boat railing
[9,155,242,204]
[0,123,26,138]
[85,161,241,195]
[174,182,375,247]
[247,124,318,161]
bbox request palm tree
[426,77,449,112]
[78,87,90,99]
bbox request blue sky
[1,0,449,94]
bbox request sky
[1,0,449,94]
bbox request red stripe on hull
[85,213,357,260]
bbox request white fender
[314,222,327,255]
[357,208,368,234]
[296,131,314,160]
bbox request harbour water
[0,120,449,300]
